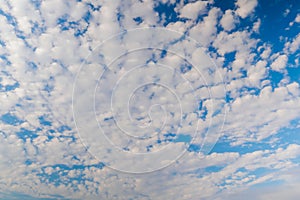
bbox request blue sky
[0,0,300,199]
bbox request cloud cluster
[0,0,299,199]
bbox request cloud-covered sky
[0,0,299,199]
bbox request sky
[0,0,300,199]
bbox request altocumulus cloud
[0,0,300,199]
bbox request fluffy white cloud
[0,0,300,199]
[235,0,258,19]
[295,14,300,23]
[284,33,300,54]
[189,7,221,47]
[253,18,261,33]
[178,1,208,20]
[220,10,237,31]
[271,54,288,71]
[260,46,272,59]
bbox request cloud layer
[0,0,299,199]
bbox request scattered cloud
[0,0,299,199]
[271,54,288,72]
[235,0,258,19]
[220,10,237,31]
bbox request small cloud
[295,14,300,23]
[235,0,258,19]
[253,19,261,33]
[283,8,290,17]
[271,55,288,72]
[220,10,237,31]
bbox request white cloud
[246,60,267,87]
[235,0,258,19]
[40,0,69,28]
[178,1,208,20]
[213,30,258,57]
[0,0,300,199]
[260,46,272,59]
[253,19,261,33]
[271,54,288,71]
[220,10,237,31]
[295,14,300,23]
[189,7,221,47]
[284,33,300,54]
[80,139,298,199]
[283,8,290,17]
[222,74,300,145]
[220,167,300,200]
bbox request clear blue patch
[160,49,167,58]
[198,102,208,120]
[5,82,20,91]
[71,155,80,162]
[31,22,45,35]
[46,135,54,141]
[154,2,179,26]
[57,15,70,31]
[133,17,143,25]
[27,61,38,70]
[225,91,234,103]
[0,9,27,41]
[38,116,52,126]
[174,134,192,143]
[268,70,284,89]
[257,0,299,52]
[43,76,54,93]
[161,134,174,143]
[16,128,38,142]
[210,134,279,155]
[0,40,5,46]
[251,178,285,189]
[161,133,192,143]
[57,13,89,37]
[287,66,300,84]
[0,81,19,92]
[123,147,129,151]
[86,3,101,11]
[83,11,91,23]
[240,69,247,78]
[30,0,42,9]
[290,155,300,165]
[48,129,55,134]
[146,145,153,152]
[205,165,224,173]
[25,159,33,165]
[0,9,17,27]
[104,116,114,121]
[163,133,176,138]
[180,64,192,73]
[0,54,11,65]
[213,0,235,12]
[0,113,23,125]
[188,144,201,152]
[57,125,72,133]
[44,83,54,93]
[274,120,300,146]
[117,10,124,22]
[248,167,275,177]
[223,52,236,70]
